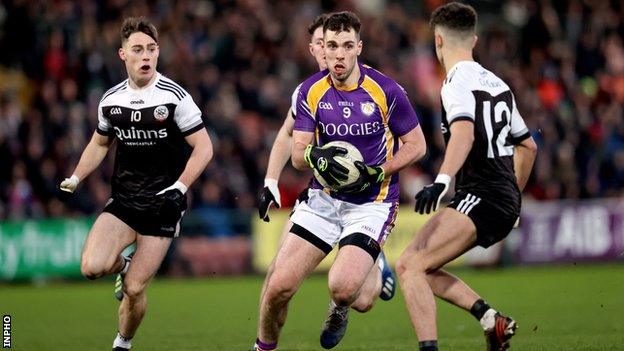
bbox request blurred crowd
[0,0,622,229]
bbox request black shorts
[447,190,519,248]
[103,198,184,238]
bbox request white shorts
[290,189,398,254]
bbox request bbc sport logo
[3,315,10,349]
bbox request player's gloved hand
[59,175,80,193]
[341,161,385,193]
[258,178,281,222]
[414,174,451,214]
[156,181,188,223]
[304,144,349,187]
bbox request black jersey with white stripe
[97,72,204,211]
[440,61,530,212]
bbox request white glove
[513,216,520,229]
[60,175,80,193]
[156,181,188,195]
[264,178,281,208]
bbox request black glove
[341,161,385,193]
[414,175,450,214]
[258,179,281,222]
[304,144,349,187]
[157,189,188,224]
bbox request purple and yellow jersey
[294,64,420,204]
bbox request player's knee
[329,282,359,306]
[123,280,146,300]
[395,252,425,281]
[80,259,104,280]
[265,276,297,303]
[351,299,375,313]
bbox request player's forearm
[438,127,474,178]
[72,136,110,181]
[513,139,537,191]
[265,124,293,180]
[381,140,426,177]
[291,140,309,170]
[178,136,213,188]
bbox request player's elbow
[525,137,538,154]
[516,137,538,157]
[414,142,427,162]
[291,156,308,171]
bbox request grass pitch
[1,264,622,350]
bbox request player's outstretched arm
[266,109,295,181]
[415,120,474,214]
[178,128,213,189]
[60,132,112,193]
[513,136,537,191]
[438,120,474,178]
[258,110,295,221]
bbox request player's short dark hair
[323,11,361,36]
[308,14,328,35]
[120,17,158,44]
[430,2,477,34]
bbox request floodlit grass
[1,264,622,350]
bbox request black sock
[470,299,491,321]
[419,340,438,351]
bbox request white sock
[113,332,132,349]
[480,308,498,330]
[121,256,130,274]
[330,300,349,311]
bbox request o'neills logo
[114,126,167,141]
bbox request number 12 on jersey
[477,91,513,158]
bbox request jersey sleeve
[96,102,112,136]
[293,87,316,132]
[441,77,476,124]
[174,94,205,136]
[290,84,302,119]
[387,83,420,137]
[510,95,530,144]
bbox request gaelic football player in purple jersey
[253,11,426,351]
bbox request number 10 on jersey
[131,110,142,122]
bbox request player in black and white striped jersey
[59,17,213,351]
[396,3,537,351]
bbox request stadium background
[0,0,622,350]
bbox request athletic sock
[330,299,349,312]
[470,299,491,320]
[113,332,132,349]
[419,340,438,351]
[479,308,498,331]
[255,338,277,351]
[121,256,130,274]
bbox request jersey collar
[328,63,366,92]
[127,72,160,92]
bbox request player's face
[119,32,159,87]
[324,29,362,83]
[309,27,327,70]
